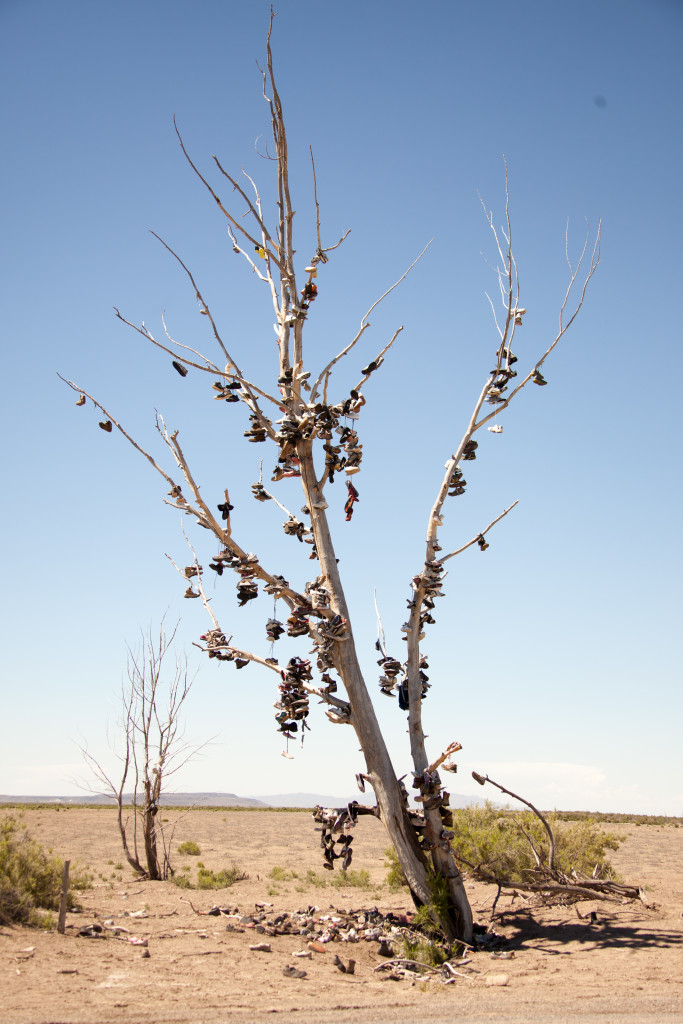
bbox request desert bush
[384,846,408,890]
[0,814,91,927]
[177,840,201,856]
[299,867,372,889]
[197,865,249,888]
[450,802,621,884]
[397,933,450,967]
[332,868,371,888]
[266,864,288,880]
[172,863,249,889]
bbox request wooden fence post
[57,860,70,934]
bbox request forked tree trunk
[143,804,161,880]
[300,446,473,943]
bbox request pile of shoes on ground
[209,901,496,964]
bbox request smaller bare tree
[81,619,200,879]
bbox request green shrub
[268,865,289,881]
[384,846,408,890]
[332,868,371,888]
[197,865,249,889]
[0,814,91,927]
[177,840,201,856]
[172,863,249,889]
[397,934,449,967]
[296,867,372,889]
[450,802,621,884]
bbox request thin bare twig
[440,502,519,562]
[471,771,556,871]
[309,242,430,403]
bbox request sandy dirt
[1,807,682,1024]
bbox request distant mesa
[0,792,266,808]
[0,790,485,808]
[255,792,486,809]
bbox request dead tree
[80,620,198,880]
[63,12,600,942]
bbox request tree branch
[440,501,519,562]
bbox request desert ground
[1,807,682,1024]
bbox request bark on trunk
[300,442,473,943]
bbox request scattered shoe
[282,965,307,978]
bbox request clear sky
[1,0,681,815]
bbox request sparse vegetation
[0,814,90,927]
[303,867,372,889]
[397,933,450,968]
[268,865,297,881]
[171,863,249,889]
[450,802,622,885]
[384,846,408,890]
[177,840,201,855]
[265,864,372,890]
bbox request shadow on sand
[493,906,680,954]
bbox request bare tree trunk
[300,445,472,941]
[80,619,200,882]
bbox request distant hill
[0,790,485,809]
[253,792,486,809]
[253,793,359,808]
[0,792,267,808]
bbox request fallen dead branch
[373,957,475,982]
[176,950,224,957]
[467,771,643,907]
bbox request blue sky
[1,0,681,815]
